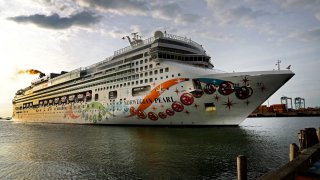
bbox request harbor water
[0,117,319,179]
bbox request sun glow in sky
[0,0,319,117]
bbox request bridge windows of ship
[94,94,99,101]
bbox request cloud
[315,12,320,22]
[175,14,200,25]
[151,2,180,20]
[150,2,200,26]
[277,0,320,9]
[206,0,272,26]
[289,28,320,41]
[8,11,101,29]
[77,0,149,16]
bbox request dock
[237,128,320,180]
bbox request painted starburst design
[242,76,250,86]
[156,85,164,94]
[151,82,157,87]
[214,94,220,101]
[175,78,183,84]
[174,88,180,95]
[260,85,266,92]
[223,97,236,110]
[245,99,250,106]
[212,80,217,84]
[194,103,199,108]
[151,106,157,111]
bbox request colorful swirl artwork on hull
[127,77,254,121]
[63,77,255,123]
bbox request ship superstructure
[12,31,294,125]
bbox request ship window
[165,67,169,72]
[61,96,67,103]
[155,78,157,80]
[172,74,174,77]
[149,64,153,69]
[145,66,148,70]
[140,67,143,71]
[160,77,163,79]
[109,91,117,99]
[205,103,216,112]
[132,81,134,85]
[145,72,148,76]
[116,84,119,88]
[145,79,148,83]
[136,68,138,72]
[166,76,168,79]
[132,85,151,96]
[160,69,163,73]
[120,84,123,88]
[178,73,181,76]
[136,62,138,65]
[140,60,143,64]
[136,81,138,85]
[131,63,134,66]
[140,80,143,84]
[86,91,92,102]
[149,71,153,75]
[155,70,158,74]
[145,59,148,63]
[149,78,153,82]
[124,83,126,87]
[140,73,143,77]
[95,94,99,101]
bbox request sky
[0,0,319,117]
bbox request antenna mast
[276,60,281,70]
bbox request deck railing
[84,32,204,70]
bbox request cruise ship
[12,31,294,125]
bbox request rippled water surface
[0,117,319,179]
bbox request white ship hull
[13,62,294,125]
[12,31,294,125]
